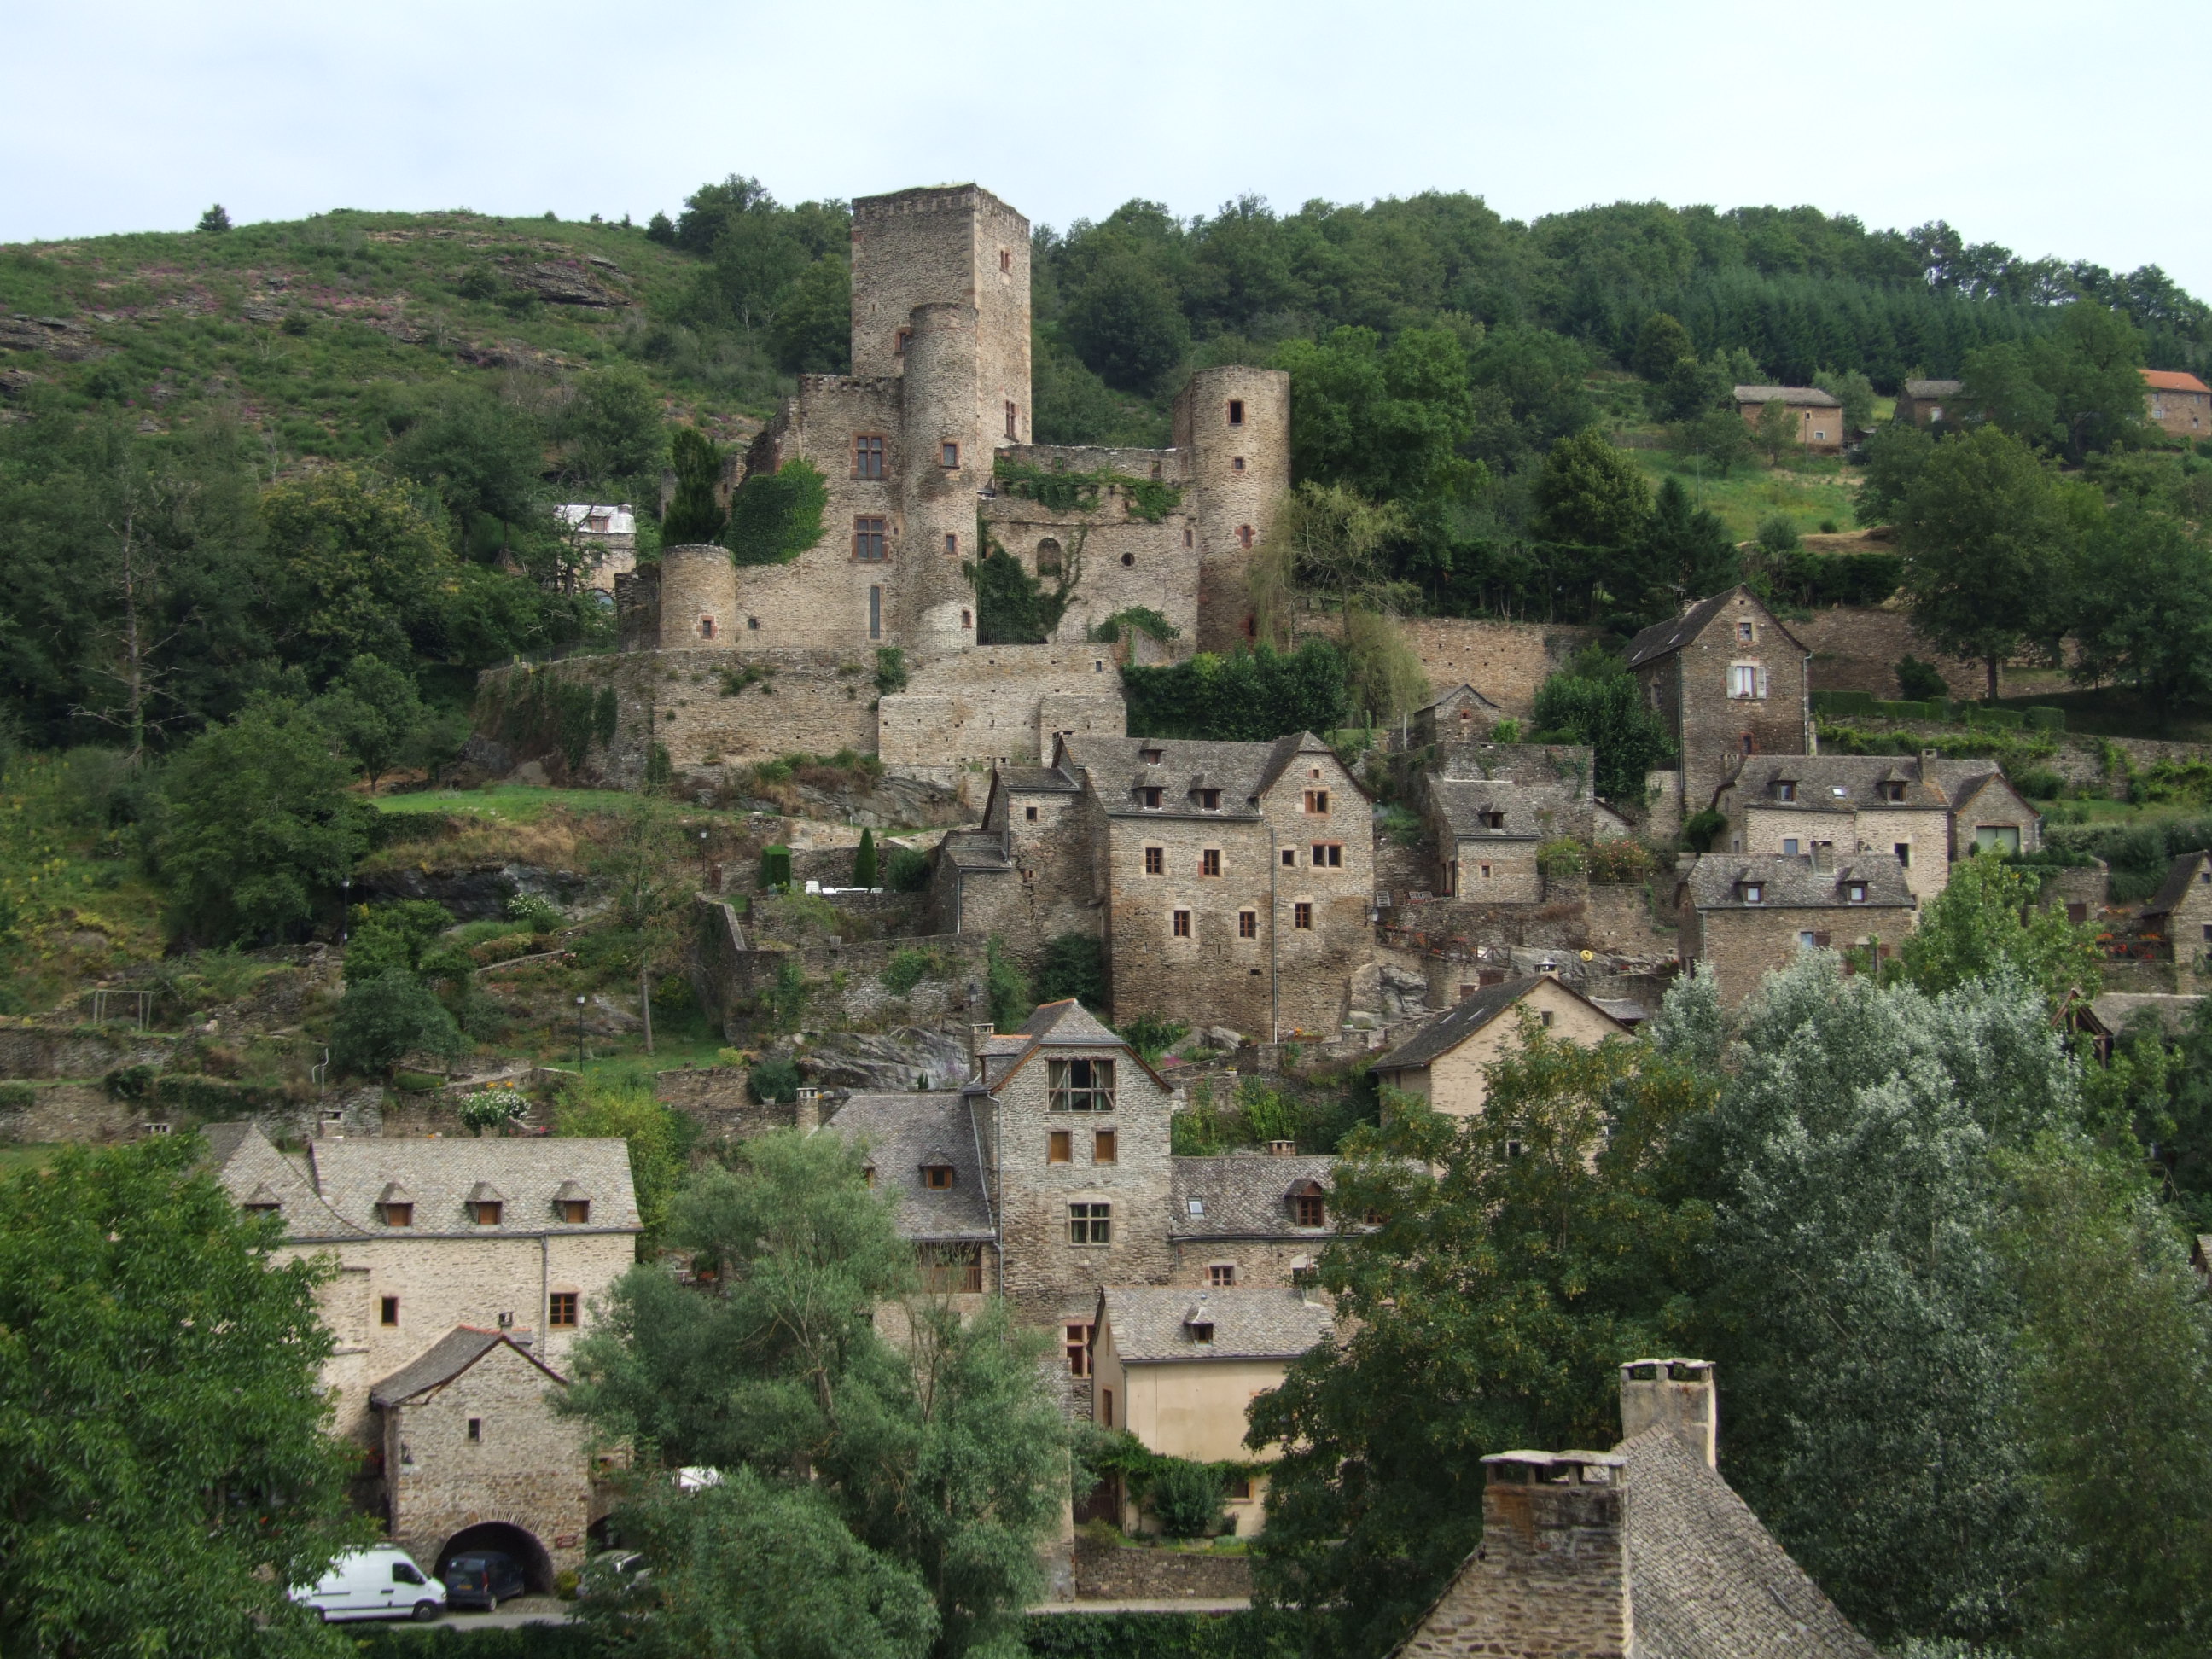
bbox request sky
[6,0,2209,296]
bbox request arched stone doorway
[438,1521,554,1596]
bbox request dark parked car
[439,1551,527,1610]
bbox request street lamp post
[341,876,352,945]
[575,995,587,1068]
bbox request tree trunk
[640,962,654,1056]
[1986,655,2001,704]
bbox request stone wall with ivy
[981,449,1196,648]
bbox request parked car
[440,1550,528,1610]
[579,1550,652,1602]
[293,1546,445,1623]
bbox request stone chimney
[1405,1451,1629,1656]
[1267,1138,1297,1157]
[1618,1357,1717,1468]
[795,1086,823,1134]
[969,1023,994,1080]
[1811,841,1835,872]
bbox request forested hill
[2,180,2208,755]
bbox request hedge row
[1807,690,2064,731]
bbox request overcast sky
[7,0,2207,296]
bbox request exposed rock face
[798,1027,973,1094]
[353,861,594,921]
[511,261,627,306]
[0,314,102,360]
[1374,965,1433,1023]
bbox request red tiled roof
[2141,369,2211,394]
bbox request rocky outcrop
[797,1027,973,1094]
[0,314,102,360]
[511,261,627,306]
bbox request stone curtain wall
[882,646,1127,771]
[1397,618,1599,720]
[698,926,991,1039]
[1793,607,1982,700]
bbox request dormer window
[1481,811,1505,830]
[1139,787,1163,809]
[1773,780,1796,802]
[1187,1320,1215,1344]
[1847,882,1868,903]
[1741,882,1764,905]
[379,1183,414,1227]
[1139,747,1164,764]
[1289,1179,1326,1228]
[242,1184,282,1216]
[922,1162,955,1190]
[1880,782,1905,802]
[1195,789,1220,810]
[467,1182,505,1226]
[554,1181,591,1224]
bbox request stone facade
[1374,975,1630,1121]
[1676,853,1917,1004]
[2143,369,2212,439]
[1896,379,1961,427]
[1412,684,1504,748]
[2143,849,2212,954]
[376,1334,595,1583]
[1732,384,1847,452]
[1070,1533,1253,1599]
[1627,587,1812,821]
[1421,742,1598,905]
[1790,604,1982,701]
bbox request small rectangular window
[697,615,717,641]
[381,1202,413,1228]
[1895,842,1912,868]
[1201,848,1221,876]
[1139,786,1163,808]
[870,585,882,640]
[1026,806,1039,822]
[1304,789,1330,814]
[1066,1322,1093,1377]
[853,434,885,479]
[381,1295,399,1326]
[1783,838,1799,855]
[1294,901,1313,930]
[894,328,911,354]
[473,1201,503,1226]
[1000,247,1011,273]
[1237,524,1254,548]
[1280,848,1295,867]
[1232,456,1246,472]
[1196,789,1220,810]
[1209,1263,1237,1286]
[1295,1193,1325,1227]
[1730,665,1758,698]
[945,532,958,556]
[1143,846,1164,876]
[1228,399,1244,426]
[466,1417,481,1443]
[560,1199,591,1224]
[1173,909,1191,938]
[1093,1129,1117,1163]
[1312,842,1342,868]
[549,1291,579,1328]
[1005,400,1017,439]
[853,517,887,562]
[1100,1387,1115,1426]
[1069,1202,1112,1244]
[1238,910,1258,938]
[923,1164,954,1190]
[941,441,960,468]
[1048,1129,1072,1164]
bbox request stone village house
[931,731,1374,1039]
[208,1125,639,1587]
[1732,384,1847,453]
[1087,1284,1335,1537]
[2141,848,2212,964]
[1674,853,1918,1005]
[1393,1359,1873,1659]
[1372,974,1631,1121]
[1895,378,1962,427]
[1417,742,1612,904]
[2142,368,2212,439]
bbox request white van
[293,1545,446,1622]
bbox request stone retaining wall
[0,1026,178,1080]
[1071,1534,1253,1602]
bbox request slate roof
[823,1091,997,1242]
[998,765,1080,792]
[369,1326,563,1408]
[964,998,1172,1097]
[2140,850,2209,917]
[1059,731,1357,820]
[2088,992,2204,1039]
[1623,587,1807,671]
[1683,854,1916,912]
[1901,378,1962,399]
[1732,384,1842,407]
[1376,975,1626,1074]
[1941,769,2037,825]
[940,829,1013,872]
[300,1135,640,1238]
[1728,755,1950,813]
[204,1123,364,1242]
[1429,778,1551,841]
[1418,684,1502,714]
[1097,1285,1335,1364]
[2143,369,2212,394]
[1432,741,1596,793]
[1616,1427,1876,1659]
[1171,1151,1340,1241]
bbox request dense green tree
[259,468,454,684]
[341,898,466,988]
[1752,397,1799,464]
[1895,426,2075,700]
[771,255,853,374]
[1668,406,1755,477]
[1531,649,1675,800]
[0,1136,368,1658]
[564,1132,1069,1659]
[661,427,728,545]
[1120,640,1349,742]
[725,459,829,566]
[1531,429,1652,549]
[1998,1141,2212,1659]
[328,971,467,1075]
[310,652,428,794]
[1277,325,1476,501]
[562,366,667,492]
[195,202,232,234]
[1959,341,2060,444]
[1814,366,1877,432]
[1693,957,2076,1645]
[156,698,371,944]
[1062,252,1191,393]
[2066,502,2212,717]
[1854,419,1936,524]
[1033,932,1108,1009]
[1892,854,2102,1010]
[2041,301,2151,460]
[387,385,548,528]
[1464,324,1598,469]
[853,826,878,888]
[1248,1014,1715,1656]
[1656,352,1730,422]
[582,1470,936,1659]
[552,1074,697,1249]
[1632,311,1696,380]
[1616,475,1738,626]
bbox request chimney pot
[1267,1138,1296,1157]
[1619,1357,1717,1468]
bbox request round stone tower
[655,544,738,649]
[898,301,985,655]
[1173,366,1291,654]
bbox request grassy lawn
[1626,449,1862,543]
[375,784,674,821]
[0,1144,64,1178]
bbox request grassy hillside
[0,210,777,457]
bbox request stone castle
[488,183,1289,796]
